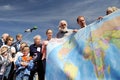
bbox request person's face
[22,48,29,56]
[46,30,53,39]
[17,36,22,41]
[77,17,86,28]
[34,37,41,46]
[20,43,26,51]
[2,51,8,57]
[7,38,13,46]
[3,34,9,41]
[60,22,67,29]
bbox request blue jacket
[15,56,34,76]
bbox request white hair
[58,20,68,27]
[112,6,119,11]
[2,33,9,38]
[33,35,41,40]
[107,6,119,12]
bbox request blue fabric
[16,70,29,80]
[15,56,34,77]
[46,10,120,80]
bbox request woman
[2,36,16,80]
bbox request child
[0,46,10,80]
[15,46,33,80]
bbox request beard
[59,26,68,32]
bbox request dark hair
[46,29,52,34]
[77,16,85,22]
[16,34,22,38]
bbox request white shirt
[14,51,23,63]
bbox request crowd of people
[0,6,119,80]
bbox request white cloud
[0,4,16,11]
[0,0,120,26]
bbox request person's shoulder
[56,31,61,35]
[17,56,22,60]
[67,29,74,33]
[56,31,61,38]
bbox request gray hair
[2,33,9,38]
[58,20,68,27]
[107,6,119,12]
[33,35,41,40]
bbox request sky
[0,0,120,44]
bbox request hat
[0,46,8,55]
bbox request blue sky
[0,0,120,44]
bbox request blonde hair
[106,6,119,15]
[20,42,28,46]
[0,46,8,55]
[5,36,14,44]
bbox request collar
[60,31,68,33]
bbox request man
[56,20,76,38]
[13,34,22,52]
[29,35,44,80]
[77,16,87,28]
[0,33,9,47]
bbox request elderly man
[56,20,76,38]
[77,16,87,28]
[0,33,9,47]
[29,35,44,80]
